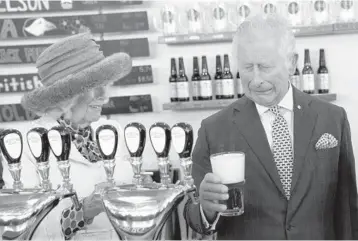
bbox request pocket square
[315,133,338,150]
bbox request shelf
[158,22,358,45]
[163,93,337,111]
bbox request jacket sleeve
[184,120,222,235]
[334,108,358,239]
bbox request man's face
[69,86,109,126]
[237,38,294,107]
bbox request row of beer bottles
[169,55,244,102]
[291,48,330,94]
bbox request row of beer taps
[0,121,197,240]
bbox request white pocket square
[315,133,338,150]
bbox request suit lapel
[232,97,286,197]
[290,87,318,195]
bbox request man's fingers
[204,173,222,184]
[201,200,227,213]
[202,182,228,193]
[202,191,229,201]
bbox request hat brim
[21,52,132,114]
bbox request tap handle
[95,124,118,160]
[124,122,146,158]
[27,127,50,163]
[0,129,23,165]
[171,122,193,159]
[149,122,171,158]
[47,126,71,162]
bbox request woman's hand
[82,182,113,222]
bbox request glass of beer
[210,152,245,216]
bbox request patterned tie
[269,105,294,199]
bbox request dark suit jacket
[184,87,358,239]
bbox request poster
[0,0,142,13]
[0,73,42,93]
[101,95,153,115]
[113,65,153,86]
[0,11,148,39]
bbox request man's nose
[252,66,263,87]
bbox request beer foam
[210,152,245,184]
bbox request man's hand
[199,173,229,222]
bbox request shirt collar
[255,84,293,116]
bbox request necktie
[269,105,294,199]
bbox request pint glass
[210,152,245,216]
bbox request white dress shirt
[200,85,294,230]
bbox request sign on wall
[101,95,153,115]
[0,12,148,39]
[0,44,50,64]
[0,104,39,123]
[0,73,42,93]
[1,38,149,64]
[0,0,143,13]
[100,38,150,58]
[113,65,153,86]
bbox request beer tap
[47,126,80,209]
[0,129,23,191]
[124,122,146,186]
[27,127,52,191]
[171,122,194,187]
[95,124,118,186]
[149,122,172,187]
[171,122,198,204]
[0,127,79,240]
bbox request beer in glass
[210,152,245,216]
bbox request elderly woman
[2,33,134,240]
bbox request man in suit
[184,13,358,239]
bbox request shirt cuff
[199,204,220,231]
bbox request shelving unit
[158,22,358,45]
[163,93,337,111]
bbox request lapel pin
[297,105,301,109]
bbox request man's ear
[288,53,298,76]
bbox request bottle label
[199,80,213,97]
[237,78,244,94]
[290,75,301,90]
[222,79,234,96]
[170,82,177,98]
[177,82,190,98]
[302,74,315,91]
[215,79,223,95]
[318,73,329,90]
[192,81,200,97]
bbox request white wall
[1,1,358,175]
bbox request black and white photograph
[0,0,357,240]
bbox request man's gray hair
[232,13,296,62]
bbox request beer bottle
[317,49,329,94]
[290,67,301,90]
[215,55,223,99]
[222,54,235,99]
[177,57,190,102]
[302,49,315,94]
[169,58,178,102]
[192,57,201,101]
[199,56,213,101]
[236,71,244,98]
